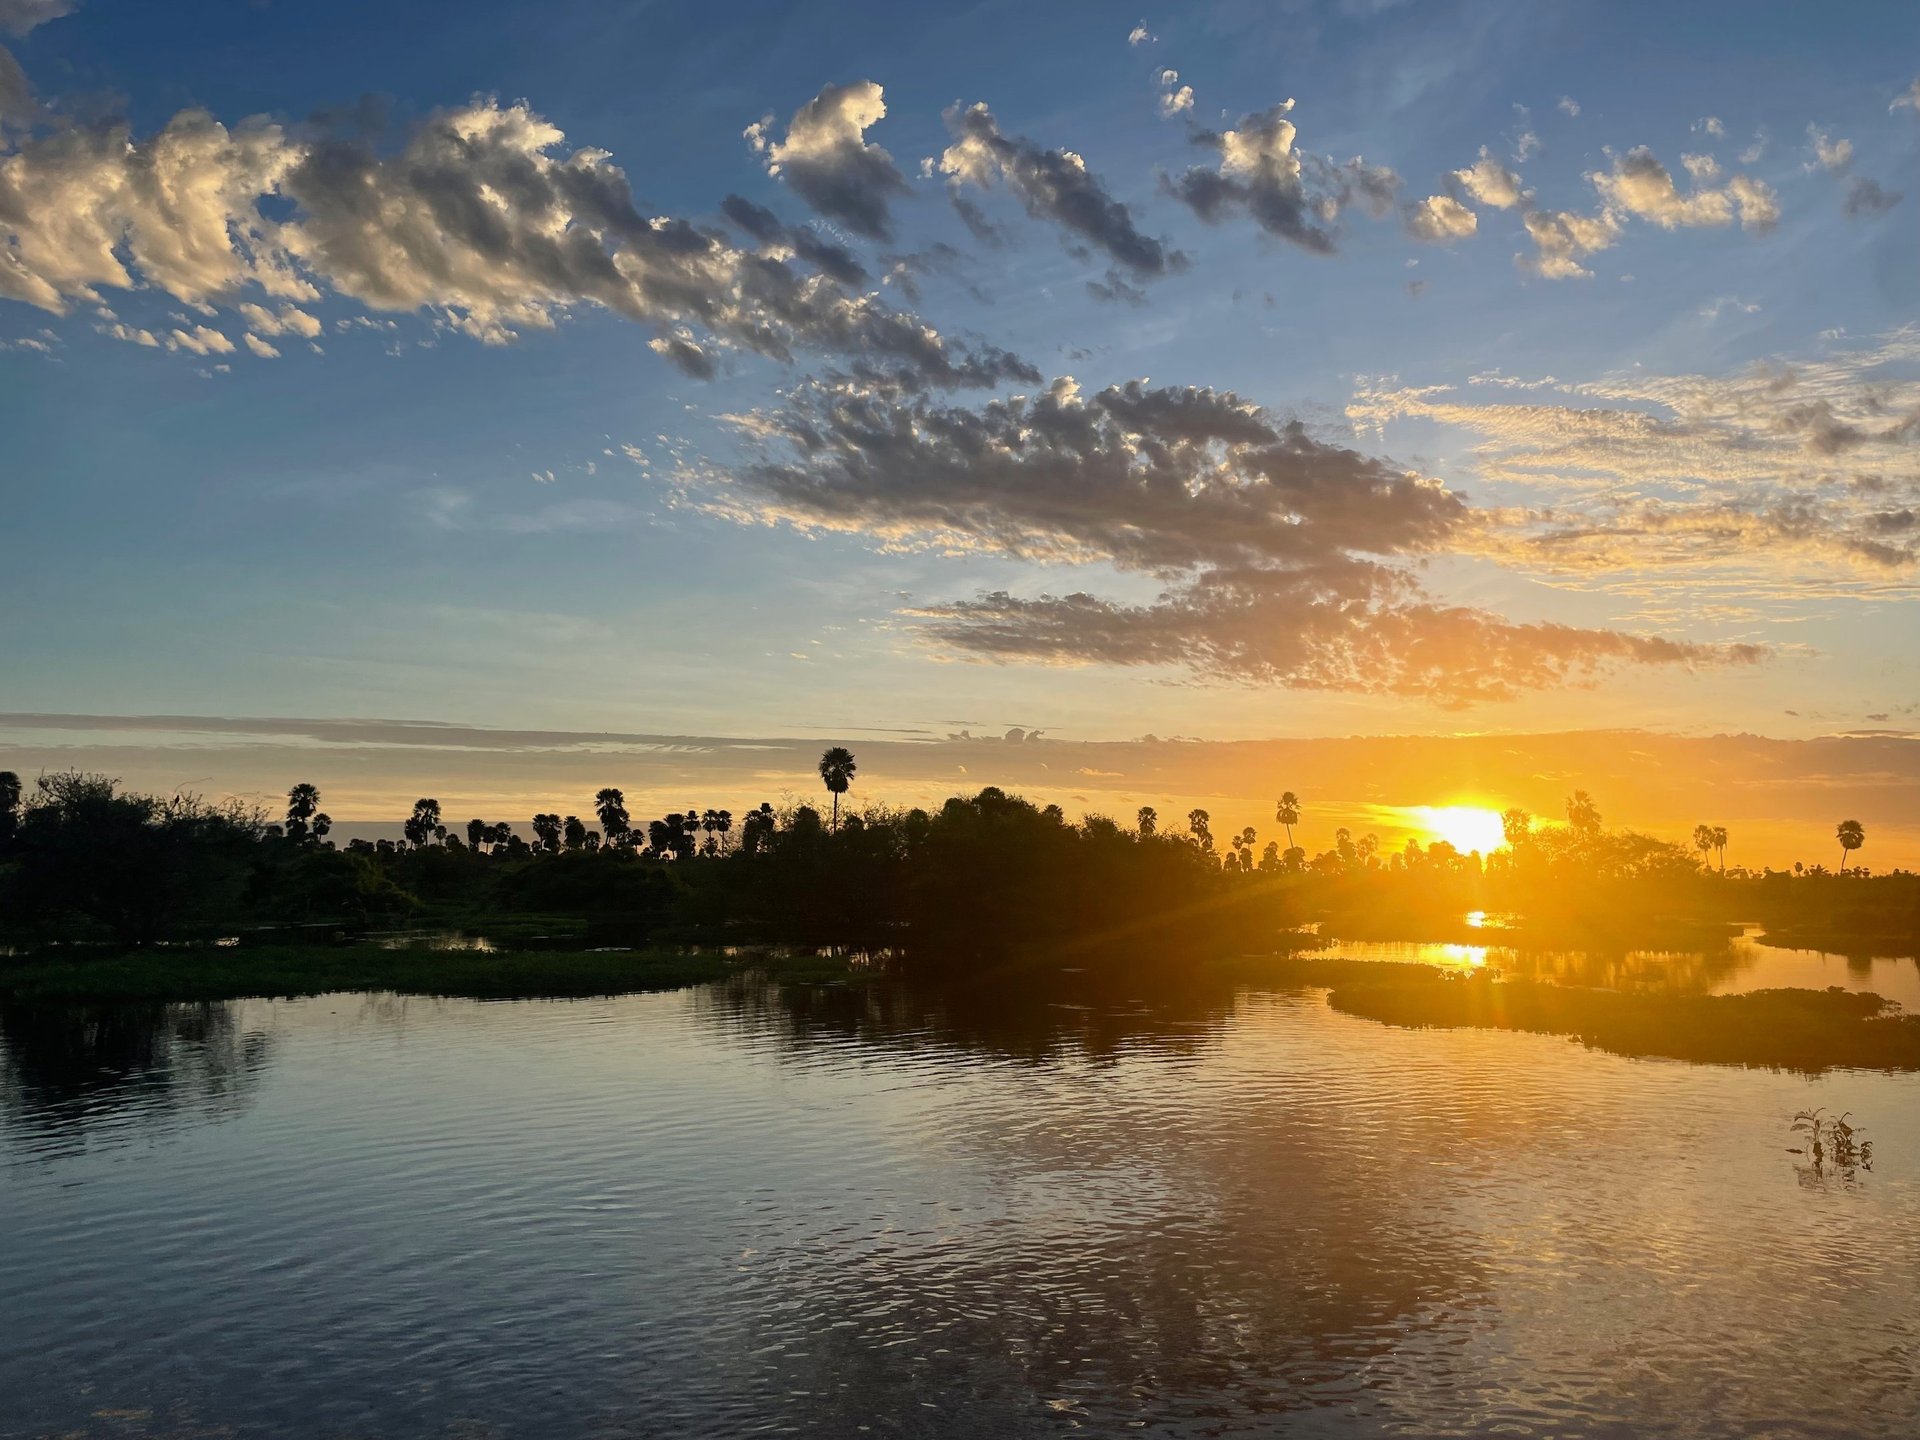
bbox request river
[3,952,1918,1437]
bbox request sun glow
[1408,805,1508,855]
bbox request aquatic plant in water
[1788,1107,1873,1179]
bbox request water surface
[4,965,1918,1437]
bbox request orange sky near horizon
[3,714,1915,872]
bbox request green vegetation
[1320,969,1920,1073]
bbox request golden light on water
[1407,806,1507,855]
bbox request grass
[0,944,867,1004]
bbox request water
[4,963,1919,1438]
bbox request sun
[1408,805,1508,855]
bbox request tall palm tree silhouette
[1694,824,1715,869]
[1836,818,1865,874]
[819,747,857,832]
[1275,792,1300,851]
[1711,825,1729,873]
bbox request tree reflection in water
[0,1000,274,1151]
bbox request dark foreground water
[4,962,1919,1438]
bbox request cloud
[0,0,75,35]
[934,102,1187,283]
[1127,20,1153,45]
[1895,79,1920,114]
[1695,116,1725,137]
[0,77,1029,391]
[1557,96,1580,118]
[95,319,158,347]
[684,374,1749,702]
[0,42,30,122]
[744,80,909,241]
[1589,146,1741,228]
[1163,100,1399,253]
[1844,176,1902,218]
[912,578,1753,704]
[242,331,281,358]
[1807,125,1853,175]
[1450,147,1528,208]
[719,193,870,287]
[237,302,322,338]
[1347,328,1920,590]
[164,324,234,355]
[1156,68,1194,117]
[1518,207,1621,279]
[1404,193,1477,242]
[1680,152,1720,182]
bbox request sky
[3,0,1918,859]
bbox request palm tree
[1836,819,1865,874]
[594,788,630,847]
[1711,825,1729,873]
[1501,807,1531,850]
[1275,792,1300,850]
[819,747,857,832]
[1187,808,1213,853]
[1693,824,1715,870]
[404,797,442,848]
[1136,805,1157,838]
[1566,791,1602,837]
[286,781,321,843]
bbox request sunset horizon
[6,2,1920,1435]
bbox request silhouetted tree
[285,782,321,844]
[819,747,857,832]
[1566,791,1602,838]
[1187,808,1213,854]
[563,815,588,851]
[532,813,563,854]
[0,770,21,848]
[1694,824,1715,870]
[466,818,488,850]
[594,788,630,848]
[1275,791,1300,850]
[1501,807,1531,850]
[1136,805,1157,838]
[403,798,442,848]
[1711,825,1728,873]
[1837,818,1865,874]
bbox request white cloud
[243,332,281,358]
[1695,116,1725,137]
[238,302,322,338]
[1893,78,1920,113]
[1557,96,1580,118]
[1518,207,1620,279]
[1156,69,1193,117]
[1807,125,1853,175]
[1681,152,1720,182]
[1404,193,1477,242]
[1451,147,1528,208]
[95,320,159,347]
[1127,20,1153,45]
[165,324,234,356]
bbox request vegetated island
[3,763,1918,1072]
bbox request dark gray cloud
[934,102,1187,284]
[689,375,1751,701]
[1163,101,1399,253]
[745,80,909,241]
[0,42,28,121]
[915,574,1756,706]
[1844,175,1903,218]
[0,0,74,35]
[719,193,870,287]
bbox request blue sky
[3,0,1919,764]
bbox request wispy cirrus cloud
[1349,328,1920,592]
